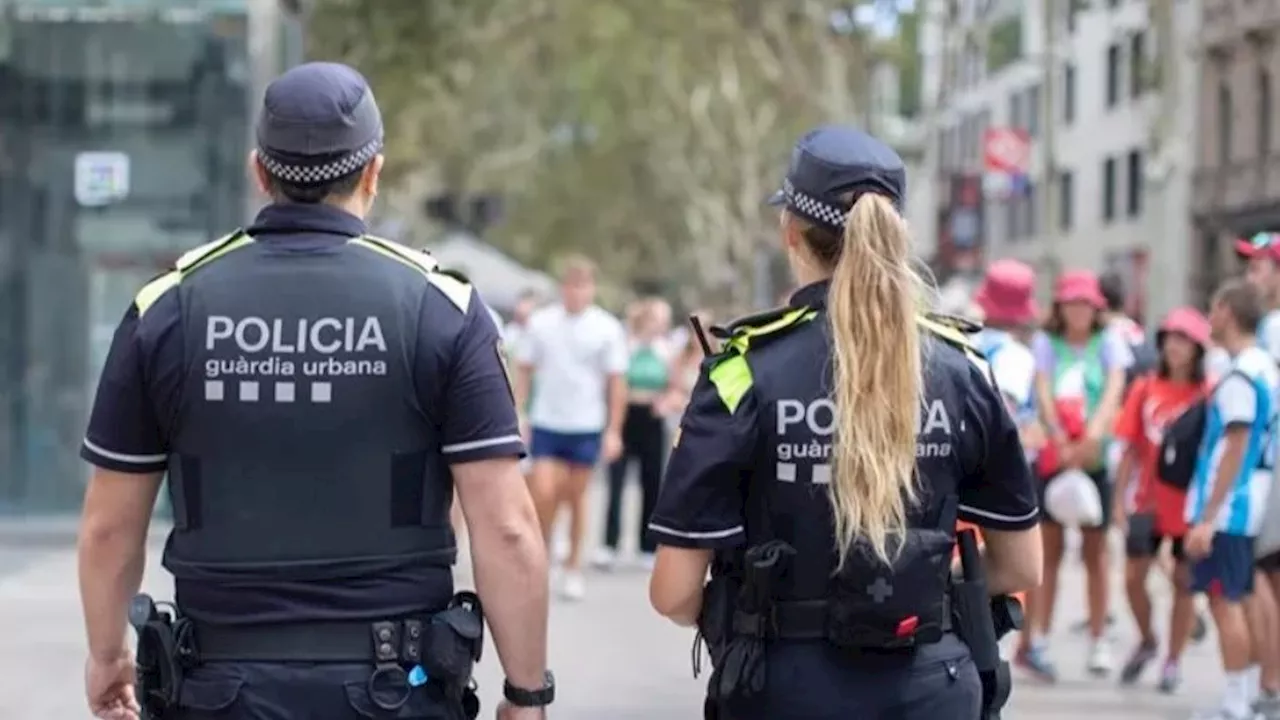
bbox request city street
[0,483,1227,718]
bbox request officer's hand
[496,700,546,719]
[85,650,140,719]
[602,429,624,464]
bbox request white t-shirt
[1259,309,1280,363]
[516,304,628,433]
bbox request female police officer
[646,125,1043,720]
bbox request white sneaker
[590,548,618,571]
[552,537,571,564]
[559,571,586,602]
[1087,638,1114,676]
[632,552,656,571]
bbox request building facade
[912,0,1201,319]
[0,0,302,514]
[1191,0,1280,305]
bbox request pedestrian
[1232,232,1280,716]
[513,255,628,601]
[593,297,675,571]
[1024,270,1129,680]
[1110,307,1211,693]
[646,125,1042,719]
[1186,279,1279,720]
[75,62,553,720]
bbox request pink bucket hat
[974,260,1039,325]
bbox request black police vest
[721,307,977,599]
[156,232,457,584]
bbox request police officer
[77,62,554,720]
[646,125,1043,720]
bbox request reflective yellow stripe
[917,314,992,380]
[134,272,181,316]
[708,354,753,414]
[349,236,472,313]
[728,308,818,354]
[350,235,438,277]
[134,231,254,317]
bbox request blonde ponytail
[826,193,927,568]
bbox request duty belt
[194,618,425,663]
[737,595,953,644]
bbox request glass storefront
[0,2,278,513]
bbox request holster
[129,594,197,720]
[707,541,794,714]
[950,531,1019,720]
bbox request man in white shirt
[513,256,628,600]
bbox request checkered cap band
[783,179,849,230]
[258,138,383,186]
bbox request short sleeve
[646,362,758,549]
[958,361,1041,530]
[1031,333,1054,375]
[603,317,629,374]
[435,291,525,463]
[1217,373,1258,427]
[1113,378,1147,444]
[79,304,168,473]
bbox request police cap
[767,125,906,233]
[255,62,384,187]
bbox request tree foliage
[307,0,897,307]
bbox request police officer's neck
[791,263,832,291]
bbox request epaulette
[917,312,992,381]
[716,305,820,355]
[134,230,253,316]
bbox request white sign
[75,152,130,207]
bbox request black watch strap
[503,670,555,707]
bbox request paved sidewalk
[0,483,1229,718]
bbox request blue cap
[255,62,384,187]
[766,125,906,232]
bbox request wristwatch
[503,670,555,707]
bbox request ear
[780,211,804,252]
[361,154,385,198]
[248,150,272,195]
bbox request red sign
[983,128,1031,174]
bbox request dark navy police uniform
[647,126,1040,720]
[81,63,521,719]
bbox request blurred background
[0,1,1262,716]
[0,0,1255,533]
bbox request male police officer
[77,63,553,720]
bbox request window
[1025,179,1038,236]
[1106,43,1121,108]
[1102,157,1117,221]
[1261,70,1273,159]
[1067,0,1081,33]
[1063,63,1077,123]
[1219,82,1233,165]
[1009,91,1023,131]
[1026,84,1041,137]
[1129,30,1146,97]
[1059,170,1074,231]
[1126,149,1143,217]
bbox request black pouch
[697,574,738,668]
[421,593,484,684]
[1125,512,1157,557]
[825,529,954,651]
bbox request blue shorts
[1191,533,1256,601]
[530,428,602,467]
